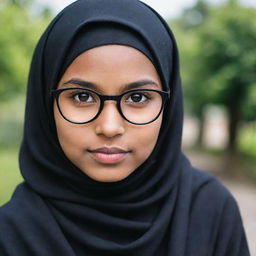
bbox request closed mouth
[88,147,131,154]
[87,147,131,164]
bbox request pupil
[79,93,89,101]
[131,93,142,102]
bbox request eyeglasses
[51,87,169,125]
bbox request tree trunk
[226,101,241,153]
[196,111,205,148]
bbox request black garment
[0,0,250,255]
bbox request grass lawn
[0,147,23,206]
[238,125,256,178]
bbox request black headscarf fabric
[0,0,250,255]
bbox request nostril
[95,122,125,138]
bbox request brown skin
[54,45,163,182]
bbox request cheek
[134,114,163,158]
[54,103,83,153]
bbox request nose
[95,101,125,138]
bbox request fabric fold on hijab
[0,0,250,255]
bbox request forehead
[58,45,162,93]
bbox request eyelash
[69,91,96,104]
[66,90,153,105]
[125,93,151,104]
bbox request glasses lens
[58,88,100,123]
[120,90,163,124]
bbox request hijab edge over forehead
[57,22,158,89]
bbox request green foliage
[6,0,33,7]
[196,2,256,107]
[174,0,256,115]
[177,0,210,29]
[170,1,212,116]
[0,147,23,206]
[238,124,256,154]
[171,0,256,150]
[242,83,256,122]
[0,1,52,102]
[238,124,256,177]
[0,96,25,147]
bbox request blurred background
[0,0,255,253]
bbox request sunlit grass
[238,124,256,155]
[0,147,23,206]
[238,124,256,177]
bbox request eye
[126,93,149,103]
[73,92,94,103]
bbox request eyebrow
[62,78,160,91]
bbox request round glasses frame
[51,87,170,125]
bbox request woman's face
[54,45,163,182]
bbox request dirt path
[186,150,256,255]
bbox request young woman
[0,0,250,255]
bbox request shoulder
[0,183,62,254]
[184,167,241,221]
[190,167,234,202]
[0,183,41,216]
[0,184,39,230]
[0,183,53,237]
[181,155,233,202]
[185,168,250,255]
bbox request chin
[82,167,132,183]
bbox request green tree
[171,0,211,146]
[196,0,256,152]
[172,0,256,152]
[7,0,33,6]
[0,1,51,102]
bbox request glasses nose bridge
[97,94,124,123]
[99,94,122,116]
[101,94,120,103]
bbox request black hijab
[0,0,250,255]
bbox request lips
[88,147,131,164]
